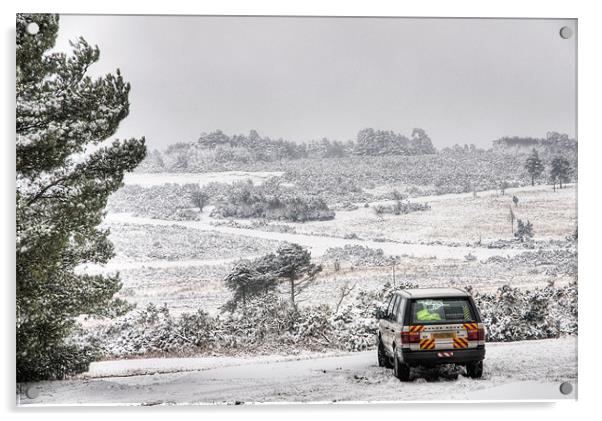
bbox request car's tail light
[467,327,485,341]
[401,331,421,344]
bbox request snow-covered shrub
[80,281,577,359]
[322,245,399,267]
[210,180,335,222]
[514,219,534,242]
[82,303,221,356]
[107,184,193,219]
[470,283,577,341]
[484,248,577,276]
[371,200,430,217]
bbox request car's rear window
[410,297,475,324]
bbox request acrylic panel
[16,14,577,405]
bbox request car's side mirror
[375,307,386,319]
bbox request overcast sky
[54,15,576,150]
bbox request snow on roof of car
[398,287,470,298]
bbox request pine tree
[550,156,571,190]
[514,219,534,242]
[16,14,146,381]
[274,244,322,308]
[524,149,544,186]
[223,254,278,312]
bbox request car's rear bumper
[401,346,485,366]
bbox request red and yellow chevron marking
[409,325,425,333]
[463,323,478,331]
[453,337,469,349]
[420,338,435,350]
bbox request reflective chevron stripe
[410,325,425,333]
[453,337,469,348]
[420,338,435,350]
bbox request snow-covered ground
[292,184,577,244]
[77,256,250,275]
[18,336,576,405]
[123,171,284,187]
[104,213,523,260]
[367,183,576,207]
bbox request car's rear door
[407,296,482,351]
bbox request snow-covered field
[85,178,576,315]
[123,171,284,187]
[287,184,577,244]
[18,336,576,405]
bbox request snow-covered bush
[484,248,577,276]
[514,219,534,242]
[372,200,430,216]
[322,245,399,267]
[211,180,335,222]
[79,281,577,359]
[470,283,577,341]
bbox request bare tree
[499,180,509,196]
[334,281,357,313]
[508,205,516,235]
[373,204,385,221]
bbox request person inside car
[415,302,442,321]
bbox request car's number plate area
[431,331,455,339]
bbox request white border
[3,0,599,419]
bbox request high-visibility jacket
[417,308,441,321]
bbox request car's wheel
[377,337,392,368]
[466,360,483,379]
[393,353,411,382]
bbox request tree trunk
[290,279,295,307]
[531,176,534,186]
[242,289,246,315]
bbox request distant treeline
[139,128,437,171]
[194,127,437,159]
[137,129,576,172]
[492,132,577,155]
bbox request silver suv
[376,288,486,381]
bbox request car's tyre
[377,338,392,368]
[466,360,483,379]
[393,353,411,382]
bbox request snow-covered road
[18,337,576,405]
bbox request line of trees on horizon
[137,129,577,172]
